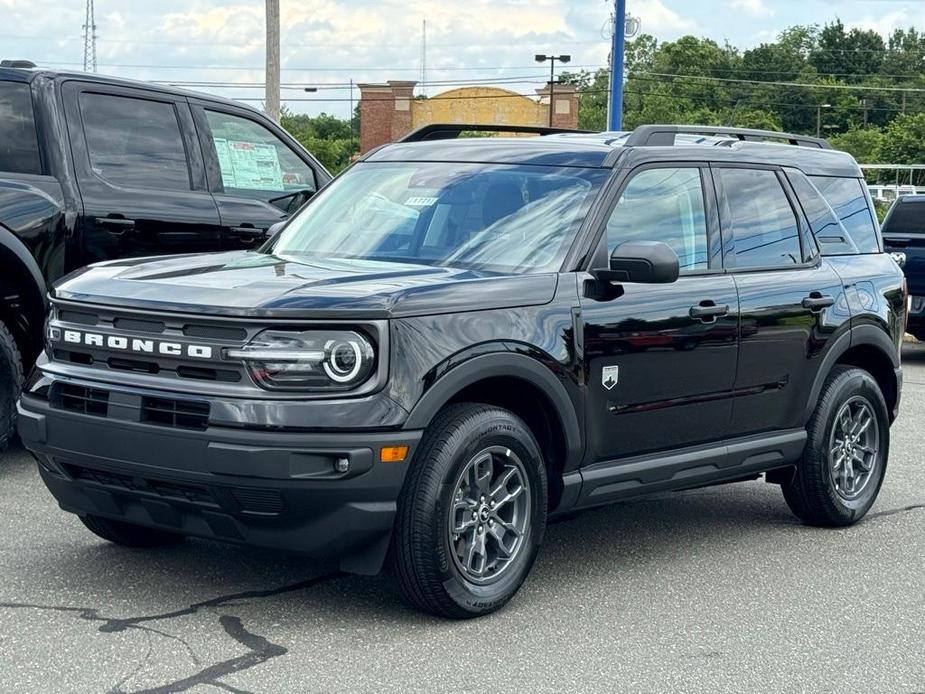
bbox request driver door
[580,164,739,464]
[190,102,325,250]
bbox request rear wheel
[80,515,185,547]
[392,403,547,619]
[0,320,23,452]
[782,366,889,526]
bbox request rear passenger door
[190,102,326,250]
[713,166,845,437]
[62,82,222,265]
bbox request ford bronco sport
[18,124,905,618]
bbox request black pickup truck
[881,195,925,339]
[0,62,331,448]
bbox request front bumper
[18,393,422,575]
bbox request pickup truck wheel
[392,403,547,619]
[782,366,889,527]
[0,320,23,452]
[79,514,185,547]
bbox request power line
[632,70,925,95]
[40,60,606,72]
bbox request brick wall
[358,81,580,153]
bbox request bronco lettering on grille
[53,329,213,359]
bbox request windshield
[883,199,925,235]
[270,162,608,273]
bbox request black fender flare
[0,224,48,309]
[403,351,583,466]
[802,325,899,422]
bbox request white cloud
[848,8,923,38]
[729,0,773,18]
[628,0,699,36]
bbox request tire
[0,320,23,453]
[392,403,548,619]
[80,514,185,548]
[782,366,889,527]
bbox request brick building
[357,81,579,154]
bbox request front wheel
[782,366,889,526]
[0,320,23,452]
[392,403,548,619]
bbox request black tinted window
[0,81,40,175]
[809,176,879,253]
[607,168,711,272]
[717,168,802,268]
[882,198,925,235]
[785,171,848,256]
[79,93,190,191]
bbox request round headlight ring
[323,339,364,383]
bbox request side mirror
[266,221,286,238]
[593,240,680,284]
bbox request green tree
[827,127,884,162]
[280,108,358,173]
[880,113,925,164]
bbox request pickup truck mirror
[593,241,680,284]
[266,221,286,239]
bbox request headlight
[225,330,376,391]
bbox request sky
[3,0,925,118]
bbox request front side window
[717,168,802,269]
[810,176,880,253]
[271,162,608,274]
[79,92,191,191]
[0,81,40,175]
[204,110,316,204]
[606,167,710,273]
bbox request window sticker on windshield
[405,196,438,207]
[213,137,284,191]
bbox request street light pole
[535,53,571,127]
[816,103,831,138]
[608,0,627,131]
[265,0,280,122]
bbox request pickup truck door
[61,81,222,265]
[189,101,330,250]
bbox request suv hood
[52,251,559,318]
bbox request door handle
[229,225,267,242]
[689,300,729,323]
[802,292,835,312]
[94,216,135,235]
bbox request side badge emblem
[602,365,619,391]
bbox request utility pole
[265,0,281,122]
[535,53,571,127]
[420,20,427,98]
[862,98,868,127]
[816,103,831,138]
[349,78,355,136]
[82,0,97,73]
[608,0,627,131]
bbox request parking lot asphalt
[1,350,924,694]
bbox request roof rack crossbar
[398,123,591,143]
[624,125,832,150]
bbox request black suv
[18,124,904,618]
[0,62,330,449]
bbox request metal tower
[82,0,97,73]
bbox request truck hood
[52,251,559,318]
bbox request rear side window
[809,176,880,253]
[882,198,925,235]
[0,81,41,175]
[79,92,191,191]
[785,171,850,255]
[203,110,316,201]
[716,168,802,269]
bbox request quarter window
[606,168,710,273]
[204,110,316,206]
[717,168,802,268]
[810,176,880,253]
[79,93,191,191]
[0,81,40,175]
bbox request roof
[0,66,263,116]
[366,129,862,177]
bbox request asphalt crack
[0,572,342,693]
